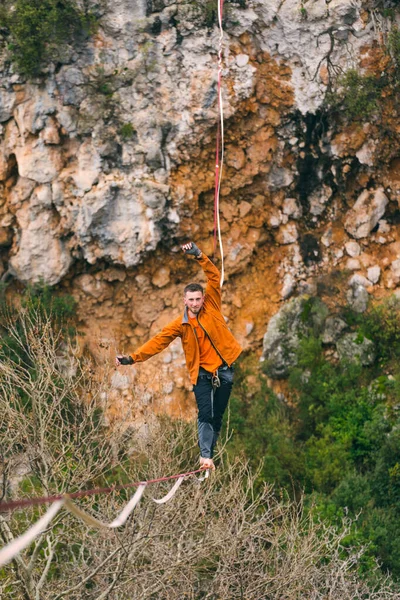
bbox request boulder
[347,282,369,313]
[152,266,171,288]
[345,240,361,257]
[336,333,375,366]
[9,205,72,285]
[344,188,389,239]
[282,197,302,219]
[367,265,381,284]
[15,139,63,183]
[262,296,328,378]
[321,316,347,344]
[0,89,16,123]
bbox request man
[116,242,242,470]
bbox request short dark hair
[184,283,203,296]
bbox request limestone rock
[72,141,101,193]
[345,241,361,257]
[309,185,332,216]
[268,166,294,190]
[346,258,360,271]
[356,139,376,166]
[253,0,363,113]
[13,85,57,136]
[281,273,295,299]
[321,227,332,248]
[236,54,249,68]
[75,274,112,300]
[336,333,375,366]
[40,117,61,145]
[15,140,64,183]
[367,265,381,284]
[74,179,169,268]
[0,89,16,123]
[390,259,400,286]
[152,266,171,288]
[349,274,372,288]
[347,282,369,313]
[344,189,389,239]
[226,145,246,170]
[131,296,165,329]
[321,316,347,344]
[378,220,390,234]
[282,197,302,219]
[262,296,328,378]
[276,223,298,245]
[9,205,72,285]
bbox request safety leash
[213,0,225,288]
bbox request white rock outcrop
[344,189,389,239]
[0,0,388,288]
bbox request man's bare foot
[200,457,215,470]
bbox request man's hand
[115,355,134,367]
[182,242,202,258]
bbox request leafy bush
[0,283,77,366]
[22,282,77,323]
[340,69,382,119]
[119,122,135,140]
[228,295,400,578]
[0,0,96,78]
[189,0,217,27]
[344,296,400,366]
[288,329,400,575]
[388,26,400,75]
[224,357,305,491]
[327,69,382,121]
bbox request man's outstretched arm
[116,319,182,367]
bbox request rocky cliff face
[1,0,400,421]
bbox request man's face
[184,291,204,315]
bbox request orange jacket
[130,254,242,384]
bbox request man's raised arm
[182,242,221,308]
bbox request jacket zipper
[196,315,228,366]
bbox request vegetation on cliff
[228,296,400,579]
[0,0,96,77]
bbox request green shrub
[224,357,305,491]
[341,69,382,119]
[327,69,382,120]
[0,0,96,78]
[346,296,400,366]
[22,282,77,321]
[0,283,77,366]
[119,122,135,140]
[189,0,217,27]
[388,27,400,77]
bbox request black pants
[193,365,234,459]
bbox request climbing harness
[214,0,225,288]
[210,369,221,423]
[212,370,221,391]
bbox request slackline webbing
[0,468,207,567]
